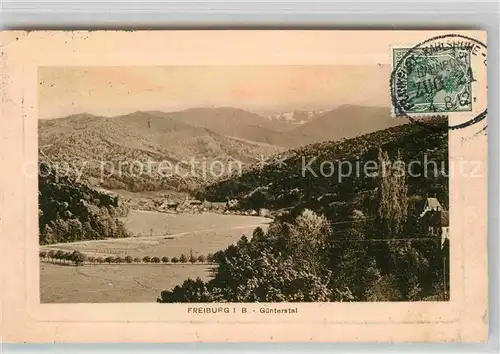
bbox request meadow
[40,263,215,303]
[40,211,271,303]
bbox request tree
[39,251,47,260]
[161,256,170,263]
[151,257,161,263]
[197,255,206,263]
[104,256,114,264]
[40,225,57,245]
[206,253,214,263]
[71,250,86,265]
[63,252,73,264]
[47,250,56,261]
[159,249,337,303]
[171,257,179,263]
[287,209,332,274]
[125,255,133,264]
[143,256,151,263]
[377,149,408,237]
[158,278,216,303]
[87,256,96,263]
[55,250,65,264]
[133,257,141,263]
[328,210,382,301]
[158,211,348,303]
[96,257,104,263]
[179,254,188,263]
[252,227,265,243]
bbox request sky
[38,65,392,119]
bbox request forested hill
[199,118,448,222]
[38,162,130,245]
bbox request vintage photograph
[38,65,451,303]
[0,29,488,343]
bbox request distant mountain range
[39,105,406,192]
[144,107,294,147]
[263,109,330,127]
[291,105,407,145]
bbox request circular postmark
[390,34,487,131]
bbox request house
[419,197,449,247]
[419,197,443,217]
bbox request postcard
[0,30,488,342]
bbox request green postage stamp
[392,47,474,115]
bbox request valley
[38,104,448,303]
[40,211,271,303]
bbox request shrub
[161,256,170,263]
[125,255,133,264]
[171,257,179,263]
[143,256,151,263]
[197,255,206,263]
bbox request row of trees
[39,250,87,265]
[40,251,215,265]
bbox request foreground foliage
[159,208,448,303]
[160,119,449,303]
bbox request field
[40,263,214,303]
[40,211,271,303]
[41,210,271,258]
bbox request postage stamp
[392,47,474,115]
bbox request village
[122,193,271,218]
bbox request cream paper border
[0,30,488,342]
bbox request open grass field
[40,211,271,302]
[40,263,214,303]
[40,211,271,259]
